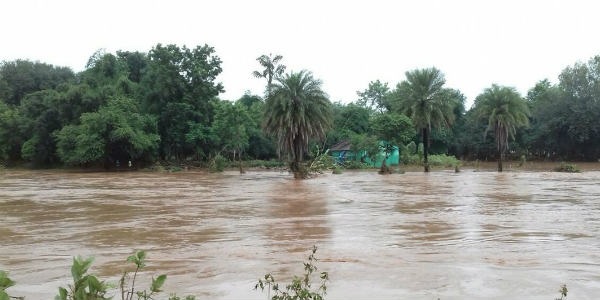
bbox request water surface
[1,167,599,299]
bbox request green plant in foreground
[55,256,111,300]
[0,270,23,300]
[120,250,166,300]
[55,250,194,300]
[255,246,329,300]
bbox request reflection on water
[1,168,600,299]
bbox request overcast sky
[2,0,600,108]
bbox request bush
[427,154,460,167]
[342,160,371,169]
[208,154,229,172]
[246,159,285,169]
[554,162,581,173]
[54,250,195,300]
[255,246,329,300]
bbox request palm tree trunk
[498,150,504,172]
[423,128,430,172]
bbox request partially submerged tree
[393,67,458,172]
[370,112,415,174]
[263,70,332,178]
[474,84,530,172]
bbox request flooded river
[1,167,600,299]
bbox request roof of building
[329,140,352,151]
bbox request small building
[329,140,399,168]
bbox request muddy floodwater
[1,166,600,299]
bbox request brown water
[1,167,600,299]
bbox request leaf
[151,274,167,293]
[127,250,146,268]
[0,271,15,290]
[0,291,9,300]
[71,256,94,281]
[55,287,68,300]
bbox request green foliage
[140,43,223,160]
[244,159,285,169]
[342,160,372,169]
[391,67,460,172]
[55,256,110,300]
[554,162,581,173]
[255,246,329,300]
[263,70,332,178]
[427,154,460,167]
[208,154,228,172]
[56,97,160,167]
[356,79,391,113]
[211,100,253,169]
[52,250,193,300]
[474,84,530,171]
[253,54,286,98]
[307,147,334,175]
[121,250,167,300]
[0,102,22,162]
[0,270,21,300]
[0,59,74,106]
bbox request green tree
[0,59,74,105]
[140,44,223,160]
[392,67,457,172]
[326,102,371,148]
[252,53,286,98]
[211,100,253,173]
[18,90,63,166]
[263,70,332,178]
[370,112,415,173]
[56,97,160,167]
[356,79,391,113]
[0,102,22,163]
[238,93,277,160]
[474,84,530,172]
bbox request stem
[128,266,140,300]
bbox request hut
[329,140,400,168]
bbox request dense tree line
[1,44,599,170]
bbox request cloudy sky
[2,0,600,108]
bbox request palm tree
[263,70,332,178]
[252,53,286,98]
[475,84,530,172]
[394,67,457,172]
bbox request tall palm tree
[263,70,332,178]
[252,53,286,98]
[475,84,530,172]
[394,67,457,172]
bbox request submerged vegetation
[255,246,329,300]
[554,162,581,173]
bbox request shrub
[208,154,229,172]
[53,250,194,300]
[427,154,460,167]
[255,246,329,300]
[342,160,371,169]
[554,162,581,173]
